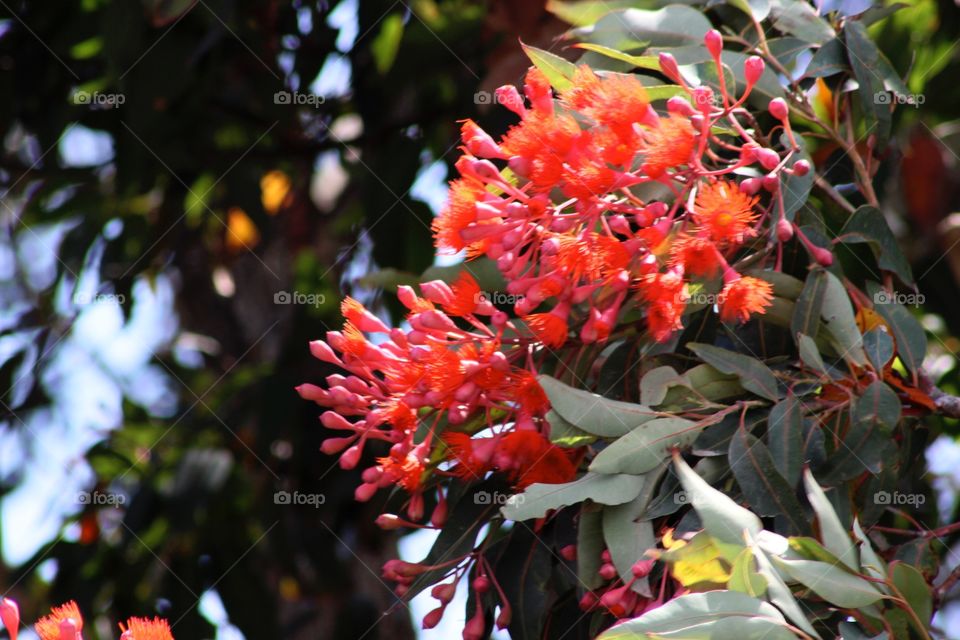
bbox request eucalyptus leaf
[501,473,648,521]
[540,375,658,437]
[792,269,828,341]
[773,557,883,607]
[673,453,762,545]
[804,469,857,569]
[866,281,927,378]
[820,271,867,366]
[840,206,914,284]
[521,42,577,91]
[687,343,780,401]
[590,417,703,474]
[729,427,808,534]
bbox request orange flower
[376,453,426,491]
[524,312,569,348]
[670,234,722,277]
[432,178,487,254]
[511,370,549,415]
[500,431,577,488]
[119,616,174,640]
[638,271,687,342]
[563,66,649,139]
[35,601,83,640]
[718,276,773,323]
[442,271,482,317]
[692,180,759,245]
[642,114,696,178]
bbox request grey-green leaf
[792,269,828,340]
[729,427,808,534]
[840,206,914,284]
[821,271,867,366]
[804,469,858,569]
[590,417,702,474]
[774,557,883,607]
[673,453,762,545]
[539,375,658,438]
[501,473,647,521]
[687,343,780,401]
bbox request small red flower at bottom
[718,276,774,323]
[119,616,175,640]
[34,601,83,640]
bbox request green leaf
[575,5,713,50]
[845,21,893,146]
[863,327,895,371]
[603,470,661,595]
[578,504,605,589]
[546,0,638,27]
[371,13,404,74]
[687,343,780,402]
[767,394,804,485]
[640,366,689,406]
[853,380,902,430]
[573,43,661,70]
[728,547,767,596]
[539,375,658,438]
[820,271,867,366]
[804,37,846,78]
[778,132,814,223]
[773,557,883,607]
[729,427,807,533]
[867,281,927,378]
[643,84,687,101]
[590,417,703,474]
[803,469,857,570]
[501,472,647,521]
[546,409,596,448]
[770,0,835,44]
[797,333,829,377]
[853,518,889,590]
[747,533,822,639]
[889,561,933,629]
[673,453,762,545]
[521,43,577,91]
[728,0,771,22]
[596,590,794,640]
[839,206,914,284]
[792,269,828,341]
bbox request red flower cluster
[301,27,830,638]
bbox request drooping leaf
[845,21,897,146]
[863,326,895,371]
[767,394,804,486]
[727,0,771,22]
[603,470,661,595]
[596,590,794,640]
[773,557,883,607]
[770,0,835,44]
[747,533,822,639]
[578,504,605,589]
[820,271,867,366]
[640,366,689,406]
[539,375,658,437]
[889,561,933,630]
[729,427,807,534]
[792,269,828,341]
[728,547,768,596]
[867,281,927,378]
[797,333,829,377]
[574,5,713,50]
[590,417,703,474]
[573,43,661,70]
[803,469,857,570]
[687,343,780,401]
[779,132,815,223]
[805,37,846,78]
[840,206,914,284]
[546,0,638,26]
[547,409,597,448]
[673,454,762,545]
[501,472,648,521]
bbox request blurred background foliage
[1,0,960,638]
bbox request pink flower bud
[59,618,79,640]
[768,97,789,121]
[666,96,695,116]
[777,218,794,242]
[495,603,512,630]
[340,444,362,470]
[692,86,715,113]
[309,340,342,365]
[1,598,19,640]
[376,513,404,530]
[812,246,834,266]
[756,147,781,171]
[762,173,780,192]
[495,85,526,116]
[599,563,618,580]
[632,558,656,578]
[739,178,762,195]
[320,436,354,455]
[792,159,810,176]
[560,544,577,561]
[422,607,445,630]
[658,52,681,83]
[744,56,765,85]
[704,29,723,59]
[432,581,457,603]
[472,576,490,593]
[354,481,378,502]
